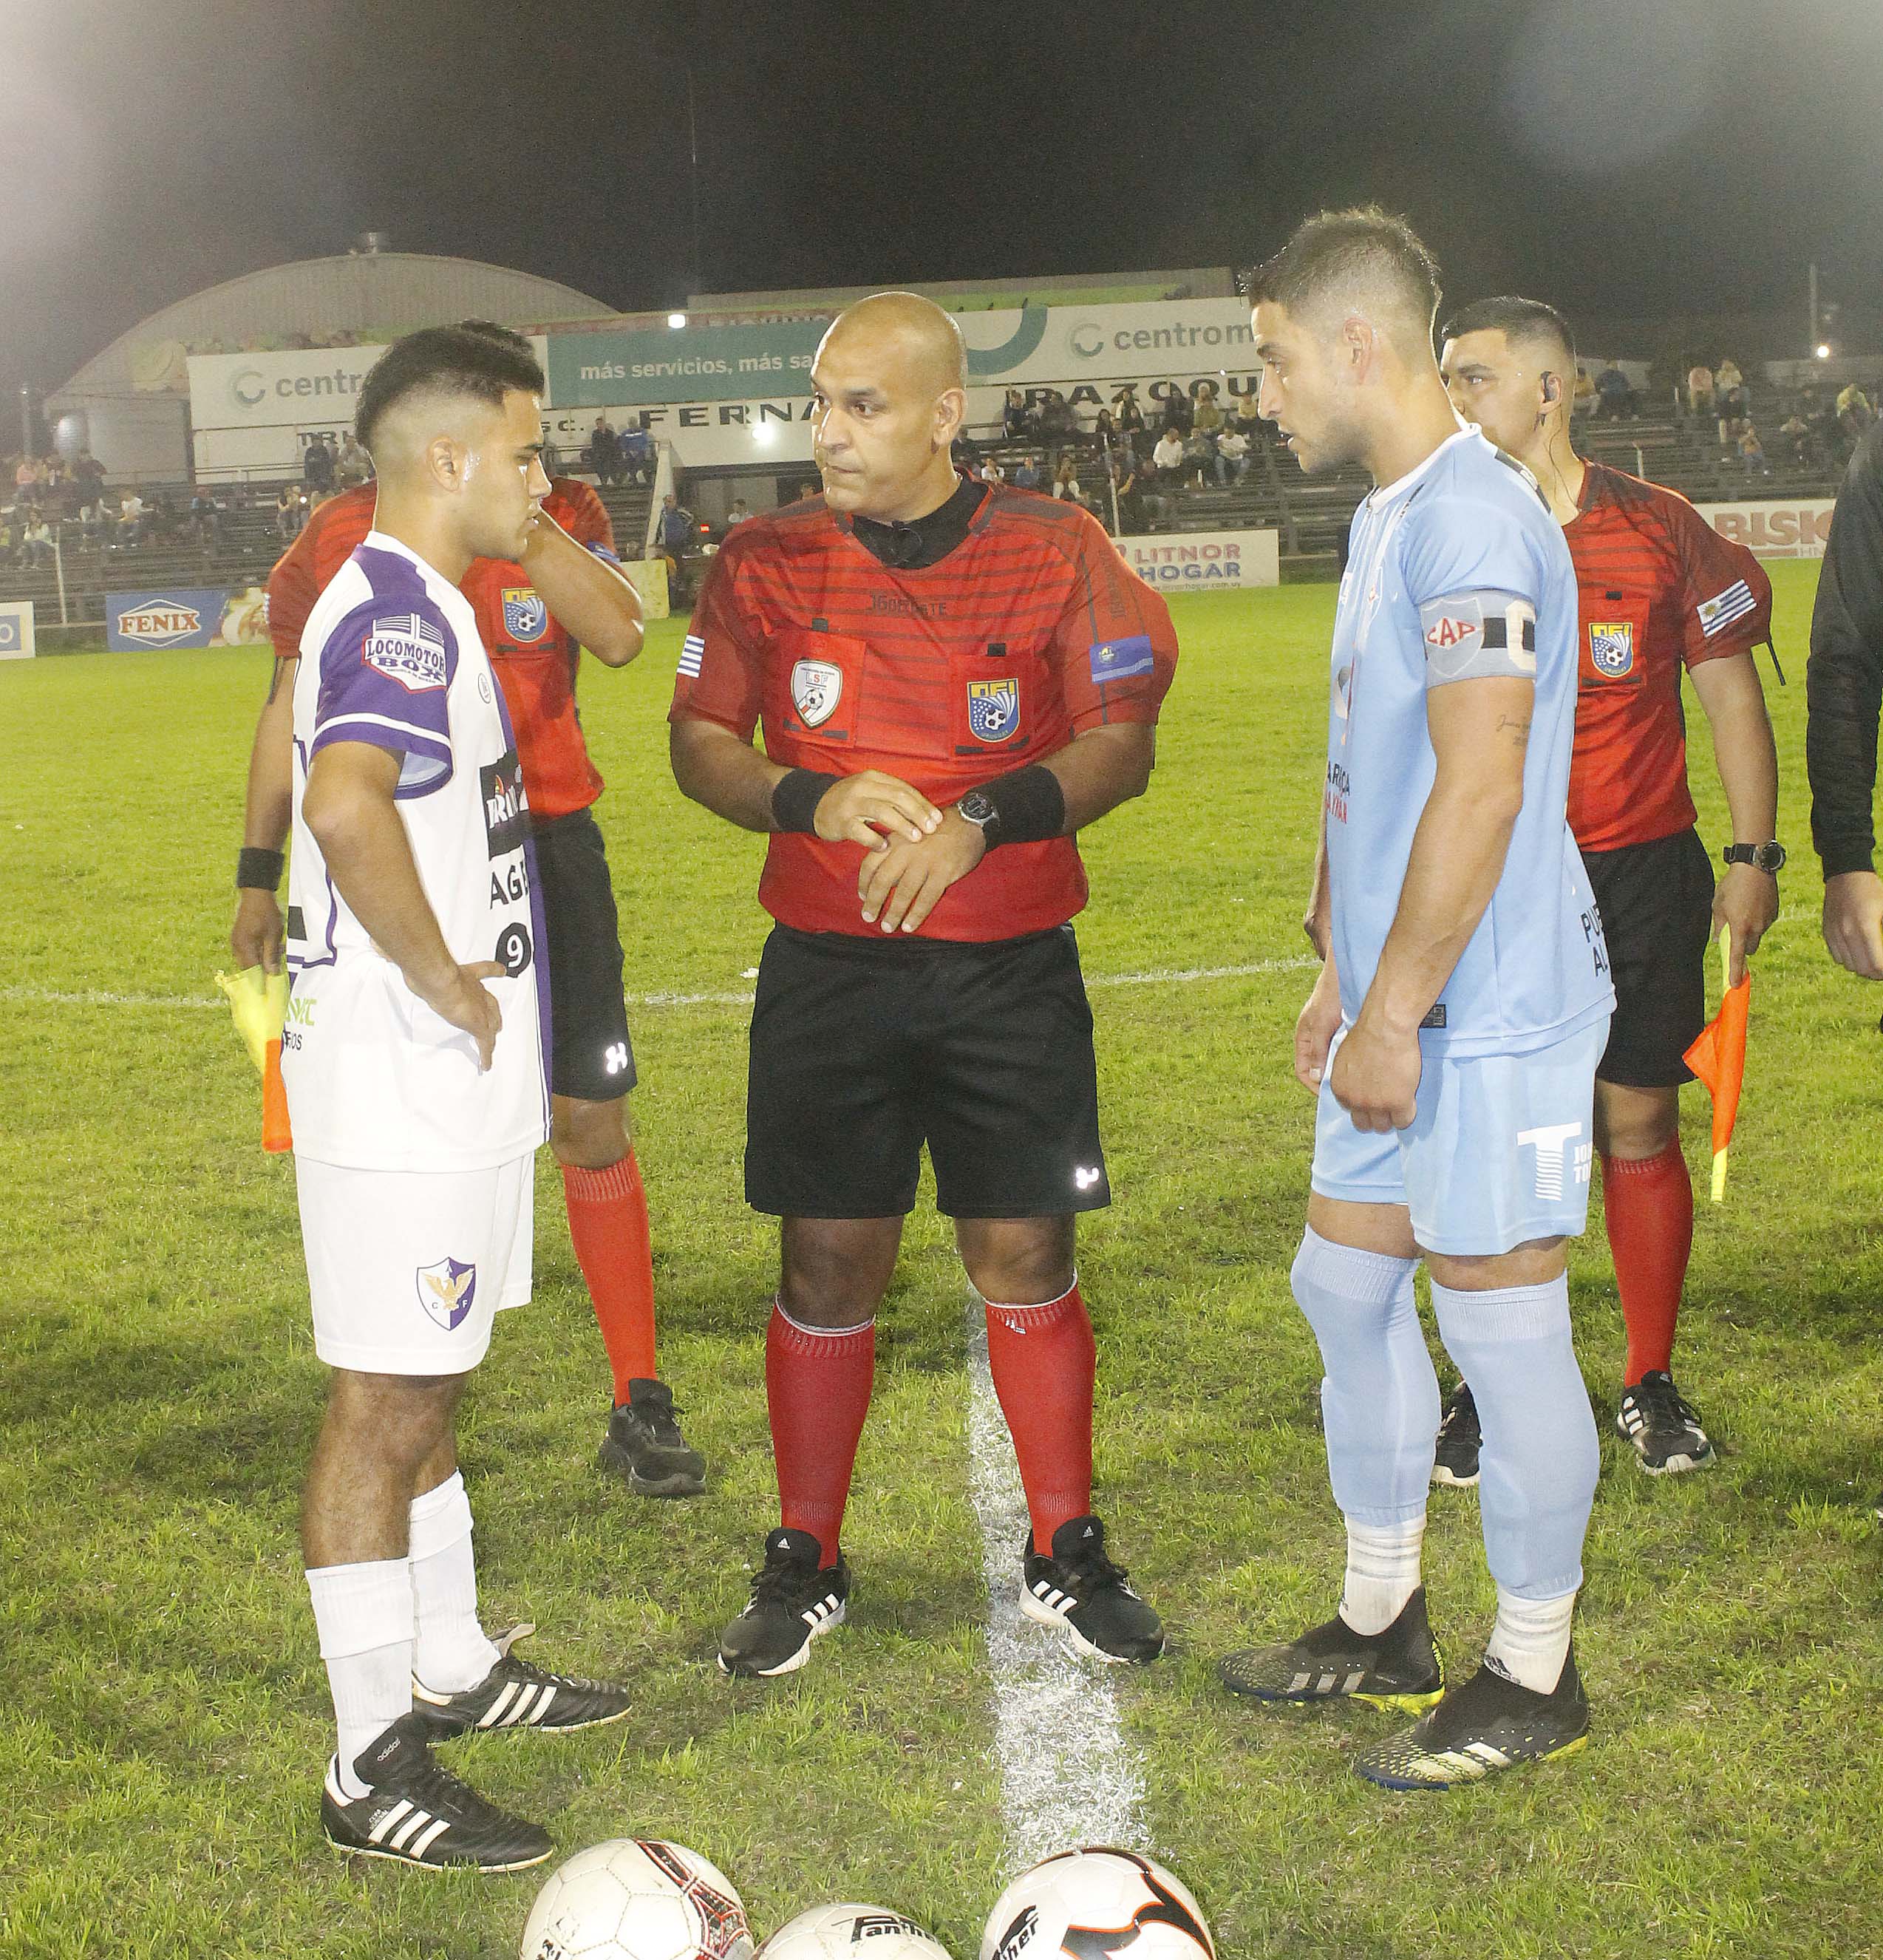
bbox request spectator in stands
[1216,423,1252,486]
[1111,455,1148,535]
[1038,391,1076,445]
[19,510,53,567]
[191,486,226,550]
[117,489,146,546]
[1182,425,1216,488]
[1779,412,1816,468]
[1192,384,1223,437]
[1737,424,1768,475]
[13,455,36,496]
[1570,364,1596,418]
[335,434,371,487]
[795,480,820,500]
[1159,384,1193,435]
[982,458,1007,487]
[1114,389,1147,443]
[1836,381,1875,449]
[1593,361,1635,419]
[1152,425,1187,489]
[1093,407,1120,453]
[302,435,335,494]
[1717,378,1751,448]
[274,483,306,542]
[73,449,106,508]
[1230,392,1264,441]
[1051,455,1085,506]
[1003,389,1029,440]
[1012,454,1041,491]
[1715,357,1744,395]
[585,423,619,485]
[726,498,751,525]
[1686,361,1715,421]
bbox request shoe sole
[717,1601,846,1678]
[1019,1588,1165,1666]
[325,1831,553,1874]
[598,1437,706,1498]
[1621,1437,1716,1476]
[1429,1465,1480,1488]
[1224,1678,1444,1712]
[1354,1730,1588,1791]
[415,1702,633,1739]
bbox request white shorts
[295,1153,535,1375]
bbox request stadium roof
[50,250,613,403]
[687,270,1238,316]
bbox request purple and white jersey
[283,530,550,1173]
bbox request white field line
[0,955,1315,1017]
[966,1288,1148,1874]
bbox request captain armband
[1417,593,1538,687]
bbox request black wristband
[236,846,285,892]
[771,769,842,835]
[967,764,1066,849]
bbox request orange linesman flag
[1681,937,1748,1202]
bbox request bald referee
[670,293,1179,1677]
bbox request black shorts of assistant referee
[745,922,1110,1220]
[1581,826,1715,1089]
[531,806,636,1102]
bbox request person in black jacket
[1807,420,1883,980]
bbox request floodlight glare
[751,421,777,446]
[667,311,688,330]
[1816,342,1831,359]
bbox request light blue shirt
[1324,426,1613,1056]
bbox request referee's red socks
[768,1302,874,1568]
[984,1281,1096,1551]
[562,1152,658,1400]
[1601,1141,1695,1383]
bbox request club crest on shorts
[501,586,548,644]
[1588,620,1635,676]
[791,657,842,727]
[415,1256,477,1332]
[967,676,1020,741]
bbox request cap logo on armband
[415,1257,477,1331]
[791,658,843,728]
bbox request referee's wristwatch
[1723,840,1786,874]
[956,789,1001,847]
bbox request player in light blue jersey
[1217,209,1614,1790]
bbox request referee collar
[845,470,990,571]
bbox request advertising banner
[1113,528,1280,591]
[1690,498,1835,560]
[107,587,270,651]
[0,600,34,660]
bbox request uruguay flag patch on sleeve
[1089,633,1157,684]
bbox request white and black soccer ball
[757,1902,955,1958]
[978,1849,1215,1960]
[520,1838,757,1960]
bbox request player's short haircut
[354,324,545,456]
[1442,296,1576,371]
[456,318,537,358]
[1246,205,1443,347]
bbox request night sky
[5,0,1880,413]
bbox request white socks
[305,1559,415,1799]
[1340,1515,1426,1636]
[1485,1585,1576,1694]
[409,1471,501,1696]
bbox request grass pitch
[1,565,1879,1959]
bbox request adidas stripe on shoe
[1353,1650,1590,1791]
[717,1528,851,1678]
[1021,1514,1165,1666]
[1219,1588,1443,1712]
[412,1624,633,1737]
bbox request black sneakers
[412,1625,633,1737]
[1615,1370,1715,1474]
[1219,1588,1444,1712]
[321,1713,551,1872]
[717,1528,851,1678]
[1021,1514,1165,1665]
[1431,1381,1482,1488]
[599,1378,708,1497]
[1354,1649,1590,1790]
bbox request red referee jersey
[265,477,617,820]
[670,483,1179,942]
[1564,461,1772,852]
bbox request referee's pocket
[768,628,865,749]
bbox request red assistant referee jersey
[1564,461,1772,852]
[265,477,617,820]
[670,484,1179,942]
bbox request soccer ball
[757,1903,955,1957]
[520,1839,757,1960]
[978,1849,1215,1960]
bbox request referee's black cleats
[718,1528,851,1678]
[1021,1515,1165,1665]
[1219,1588,1443,1713]
[412,1625,633,1738]
[1353,1649,1590,1791]
[600,1378,708,1497]
[1431,1381,1482,1488]
[321,1713,552,1873]
[1616,1369,1715,1474]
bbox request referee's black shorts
[744,922,1110,1220]
[1581,826,1715,1089]
[531,807,636,1102]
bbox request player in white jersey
[286,327,630,1874]
[1217,210,1614,1789]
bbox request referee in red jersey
[1438,298,1781,1475]
[670,292,1179,1676]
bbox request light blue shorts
[1310,1017,1610,1256]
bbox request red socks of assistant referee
[562,1152,657,1398]
[1601,1140,1695,1383]
[768,1301,876,1567]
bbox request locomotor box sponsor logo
[108,588,270,651]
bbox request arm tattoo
[1496,713,1530,751]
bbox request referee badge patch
[500,586,549,644]
[967,676,1020,741]
[1588,620,1635,676]
[415,1256,477,1332]
[791,657,843,728]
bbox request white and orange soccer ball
[757,1902,954,1958]
[978,1849,1215,1960]
[520,1839,757,1960]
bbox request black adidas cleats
[1615,1370,1715,1474]
[1354,1650,1590,1790]
[412,1625,633,1738]
[1219,1588,1444,1712]
[321,1713,551,1872]
[1021,1514,1165,1665]
[717,1528,851,1678]
[1432,1381,1482,1488]
[599,1378,708,1497]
